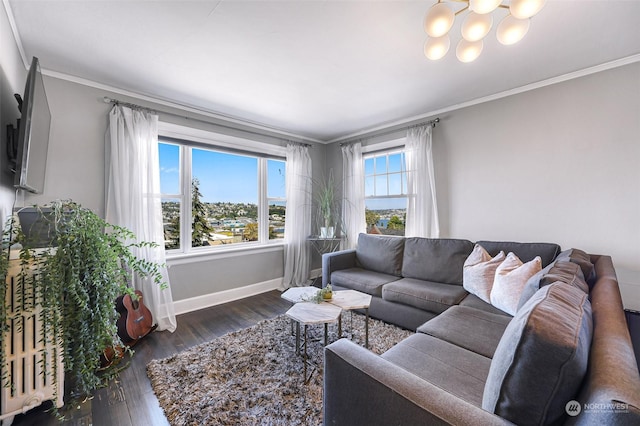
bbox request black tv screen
[14,56,51,194]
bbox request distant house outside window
[364,149,407,236]
[158,138,286,253]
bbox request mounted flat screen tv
[14,56,51,194]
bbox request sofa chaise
[322,233,640,425]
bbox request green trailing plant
[0,200,166,407]
[0,221,11,389]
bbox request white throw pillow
[463,245,506,303]
[491,252,542,315]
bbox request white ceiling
[7,0,640,142]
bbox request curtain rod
[339,117,440,146]
[102,96,312,147]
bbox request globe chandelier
[424,0,546,63]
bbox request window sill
[166,242,285,266]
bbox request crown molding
[327,54,640,144]
[2,0,28,69]
[43,69,324,144]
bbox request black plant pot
[17,207,57,248]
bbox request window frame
[363,138,408,204]
[158,122,287,259]
[362,138,408,234]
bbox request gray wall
[327,62,640,310]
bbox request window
[159,138,286,253]
[364,149,407,236]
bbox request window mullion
[261,158,271,242]
[182,145,193,253]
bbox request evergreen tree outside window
[191,178,214,247]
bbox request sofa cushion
[382,278,468,314]
[417,306,511,359]
[463,246,506,304]
[517,260,589,311]
[490,253,542,316]
[482,282,593,425]
[556,248,596,286]
[476,240,560,268]
[330,268,399,297]
[541,261,588,292]
[458,293,512,316]
[401,238,474,284]
[382,333,492,407]
[355,233,404,276]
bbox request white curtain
[341,142,366,249]
[283,143,312,288]
[405,125,440,238]
[105,105,177,332]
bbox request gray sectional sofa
[322,233,640,425]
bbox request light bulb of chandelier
[424,35,451,60]
[510,0,547,19]
[424,3,455,37]
[461,12,493,42]
[496,14,530,45]
[456,39,483,63]
[469,0,502,15]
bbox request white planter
[320,226,335,239]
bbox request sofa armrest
[322,249,356,287]
[569,255,640,425]
[323,339,514,426]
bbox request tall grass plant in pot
[315,171,341,239]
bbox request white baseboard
[172,269,324,315]
[173,278,283,315]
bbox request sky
[159,142,285,203]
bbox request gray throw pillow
[483,282,593,425]
[355,233,405,276]
[517,260,589,310]
[556,248,596,287]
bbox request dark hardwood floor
[10,290,291,426]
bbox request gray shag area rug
[147,313,413,425]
